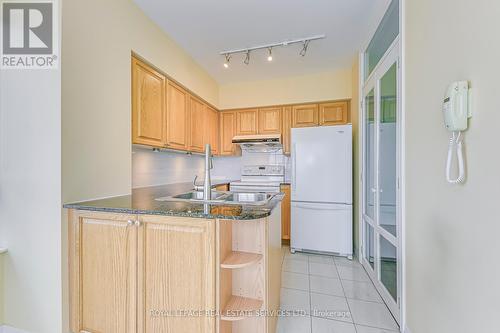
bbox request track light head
[244,50,250,65]
[223,54,231,68]
[267,48,273,62]
[299,40,310,57]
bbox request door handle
[292,143,297,191]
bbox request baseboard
[0,325,32,333]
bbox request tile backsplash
[132,146,291,188]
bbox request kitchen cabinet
[189,96,206,153]
[69,211,216,333]
[137,215,215,333]
[282,106,292,155]
[132,58,167,147]
[319,101,349,126]
[219,111,238,156]
[292,104,319,128]
[258,107,282,134]
[281,184,291,242]
[69,211,138,333]
[236,108,258,135]
[215,183,229,191]
[166,81,189,150]
[206,106,219,155]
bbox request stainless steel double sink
[155,191,275,206]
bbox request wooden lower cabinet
[69,211,138,333]
[137,215,215,333]
[69,210,215,333]
[280,184,291,242]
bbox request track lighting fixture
[219,34,325,68]
[244,50,250,65]
[267,48,273,62]
[223,54,231,68]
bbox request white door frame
[359,34,404,328]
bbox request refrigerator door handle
[292,203,349,211]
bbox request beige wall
[405,0,500,331]
[219,69,352,109]
[62,0,219,204]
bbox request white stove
[230,165,285,193]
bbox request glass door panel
[364,89,375,220]
[379,63,398,237]
[361,39,401,324]
[380,235,397,301]
[364,221,375,270]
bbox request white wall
[405,0,500,331]
[219,69,352,109]
[0,19,62,333]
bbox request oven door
[230,184,280,193]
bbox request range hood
[232,134,282,152]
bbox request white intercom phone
[442,81,472,184]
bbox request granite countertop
[63,180,284,221]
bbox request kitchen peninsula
[64,181,283,333]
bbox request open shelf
[221,295,263,321]
[221,251,263,269]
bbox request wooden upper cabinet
[219,111,237,156]
[258,107,282,134]
[167,81,189,150]
[189,96,206,153]
[132,58,166,147]
[319,101,349,126]
[282,106,292,155]
[292,104,319,128]
[137,216,215,333]
[205,106,219,155]
[69,211,138,333]
[236,109,258,135]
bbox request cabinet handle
[127,220,134,226]
[135,220,142,227]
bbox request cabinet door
[319,101,349,126]
[258,107,282,134]
[69,211,137,333]
[137,216,215,333]
[219,111,237,156]
[281,185,291,241]
[205,106,219,155]
[282,106,292,155]
[132,58,166,147]
[167,81,189,150]
[292,104,319,128]
[189,96,206,153]
[236,109,258,135]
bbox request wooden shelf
[221,251,262,269]
[221,295,263,321]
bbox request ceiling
[134,0,391,84]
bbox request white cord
[446,131,465,184]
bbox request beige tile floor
[277,247,399,333]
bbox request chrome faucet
[203,144,213,200]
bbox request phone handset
[442,81,472,184]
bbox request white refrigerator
[290,125,353,257]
